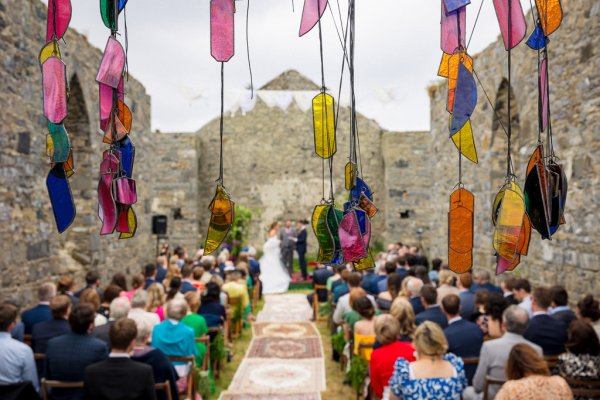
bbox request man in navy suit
[442,294,483,384]
[457,273,476,320]
[501,276,519,305]
[143,264,158,290]
[377,262,397,294]
[155,256,168,284]
[395,256,410,284]
[407,277,425,316]
[46,303,108,399]
[524,286,568,355]
[470,270,502,294]
[32,295,71,354]
[295,220,309,281]
[361,268,381,296]
[179,264,197,294]
[21,282,55,334]
[416,285,448,328]
[550,285,577,326]
[306,264,334,305]
[74,270,103,300]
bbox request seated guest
[471,290,490,335]
[143,263,158,290]
[156,255,168,284]
[361,268,382,296]
[577,295,600,339]
[181,292,208,367]
[132,320,179,400]
[152,299,197,377]
[550,285,576,326]
[32,295,71,354]
[501,276,519,305]
[330,265,346,292]
[147,283,167,321]
[471,270,502,294]
[198,282,227,329]
[92,297,131,345]
[513,278,533,316]
[247,248,261,282]
[483,292,509,339]
[414,265,431,285]
[442,294,483,384]
[524,286,568,355]
[333,268,350,303]
[428,257,442,284]
[370,314,416,399]
[96,284,122,319]
[376,261,397,294]
[199,256,217,284]
[222,268,251,318]
[350,296,377,361]
[21,282,55,334]
[415,285,448,328]
[0,303,38,391]
[79,288,108,327]
[389,321,466,399]
[333,273,375,326]
[4,301,25,342]
[128,289,161,330]
[83,319,156,400]
[122,274,144,302]
[465,305,541,400]
[306,263,334,306]
[389,297,417,342]
[436,270,460,304]
[395,256,410,284]
[57,276,79,306]
[45,304,108,400]
[179,265,197,294]
[406,277,425,315]
[75,270,103,300]
[556,320,600,398]
[110,272,129,292]
[458,272,476,320]
[376,273,401,312]
[495,344,572,400]
[166,277,184,301]
[342,288,371,333]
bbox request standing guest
[182,292,208,367]
[370,314,416,399]
[166,277,184,301]
[577,295,600,338]
[0,303,38,391]
[179,265,197,294]
[198,282,227,329]
[416,285,448,328]
[458,272,476,320]
[407,277,425,315]
[32,295,71,354]
[83,319,156,400]
[494,344,572,400]
[377,261,397,294]
[57,276,79,306]
[156,255,168,284]
[389,321,467,400]
[21,282,55,334]
[464,305,541,400]
[332,268,350,302]
[376,273,401,312]
[92,297,131,345]
[501,276,519,305]
[295,219,309,280]
[442,294,483,384]
[550,285,577,326]
[75,270,103,300]
[414,265,431,285]
[131,320,179,400]
[513,278,533,316]
[429,258,442,284]
[122,274,144,302]
[524,287,568,355]
[147,283,167,321]
[79,288,108,327]
[471,270,502,294]
[306,263,334,305]
[110,272,128,292]
[45,304,108,399]
[436,270,460,304]
[143,264,158,290]
[97,285,122,319]
[556,320,600,399]
[361,268,381,296]
[128,290,161,331]
[333,273,375,325]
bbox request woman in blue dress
[389,321,467,400]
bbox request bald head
[503,305,529,335]
[476,269,491,284]
[406,278,424,296]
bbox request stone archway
[490,78,520,152]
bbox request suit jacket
[0,381,41,400]
[279,227,296,250]
[376,278,388,294]
[32,318,70,354]
[313,268,334,302]
[180,280,197,294]
[156,267,167,284]
[470,282,503,294]
[296,228,307,254]
[361,272,381,295]
[415,305,448,329]
[504,293,519,305]
[131,348,179,400]
[396,268,410,284]
[459,290,476,320]
[83,357,156,400]
[21,304,51,334]
[552,309,577,326]
[91,320,115,345]
[524,313,568,355]
[472,333,542,399]
[409,296,425,316]
[444,318,483,384]
[144,278,157,290]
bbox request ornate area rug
[220,392,320,400]
[257,295,313,322]
[253,321,319,339]
[247,337,323,359]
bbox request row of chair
[40,379,173,400]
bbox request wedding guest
[57,276,79,306]
[147,283,167,321]
[524,286,568,355]
[494,344,572,400]
[180,265,197,294]
[110,272,128,292]
[513,278,533,316]
[307,263,334,306]
[390,297,417,341]
[80,288,108,327]
[156,255,168,284]
[166,277,184,301]
[362,268,381,296]
[21,282,55,334]
[414,265,431,285]
[429,258,442,284]
[75,270,103,300]
[199,256,216,284]
[92,297,131,345]
[97,284,122,319]
[550,285,577,326]
[377,261,397,293]
[333,273,375,325]
[143,264,158,290]
[32,295,71,354]
[198,281,227,329]
[182,291,208,367]
[471,270,502,294]
[501,276,519,305]
[484,292,509,339]
[436,270,460,304]
[577,295,600,338]
[472,290,490,336]
[351,296,377,361]
[247,247,261,282]
[332,268,350,303]
[458,272,476,320]
[296,219,309,280]
[376,273,401,312]
[128,290,160,331]
[122,274,144,302]
[389,321,466,399]
[407,277,425,315]
[416,285,448,328]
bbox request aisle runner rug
[221,393,321,400]
[247,337,323,359]
[256,294,313,322]
[253,321,319,338]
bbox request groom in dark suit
[296,220,309,280]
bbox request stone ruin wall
[427,0,600,299]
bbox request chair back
[565,377,600,396]
[23,334,33,347]
[251,280,261,311]
[544,354,560,368]
[41,379,84,400]
[483,376,506,400]
[155,380,173,400]
[462,357,479,365]
[195,335,211,371]
[166,355,195,399]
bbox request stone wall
[427,0,600,298]
[0,0,156,305]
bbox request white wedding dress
[259,236,291,294]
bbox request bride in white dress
[259,222,291,294]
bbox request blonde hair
[438,269,455,286]
[80,288,100,311]
[146,283,166,312]
[398,277,411,299]
[210,274,224,287]
[413,321,448,357]
[164,263,182,288]
[390,298,417,339]
[184,291,200,313]
[374,314,401,346]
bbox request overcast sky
[52,0,526,133]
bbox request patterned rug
[247,337,323,359]
[220,392,321,400]
[257,294,313,322]
[253,321,319,339]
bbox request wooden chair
[228,296,243,340]
[195,335,211,371]
[565,377,600,396]
[251,279,261,311]
[166,355,195,400]
[23,334,32,347]
[483,376,506,400]
[155,380,173,400]
[312,284,328,321]
[34,353,46,361]
[462,357,479,366]
[41,379,83,400]
[208,327,223,379]
[544,354,560,369]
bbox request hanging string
[246,0,254,99]
[123,6,129,81]
[506,0,513,179]
[218,61,225,184]
[472,69,508,136]
[466,0,486,50]
[317,0,326,91]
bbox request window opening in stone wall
[490,78,520,152]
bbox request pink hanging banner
[46,0,72,42]
[211,0,235,62]
[42,56,68,124]
[441,0,466,54]
[98,151,119,235]
[96,37,126,88]
[493,0,527,50]
[299,0,328,37]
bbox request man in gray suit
[463,305,542,400]
[279,220,296,276]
